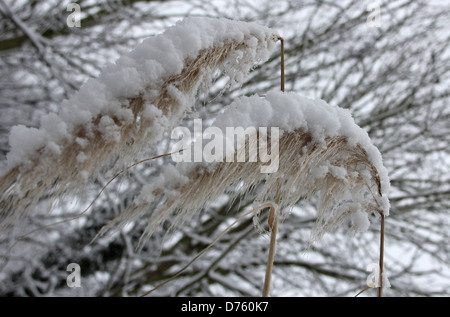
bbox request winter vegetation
[0,0,448,297]
[0,16,279,229]
[98,90,390,250]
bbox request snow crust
[213,91,390,214]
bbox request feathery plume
[0,18,278,228]
[98,91,390,247]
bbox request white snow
[137,164,190,205]
[351,208,371,232]
[76,152,88,163]
[213,91,390,214]
[7,125,47,169]
[213,91,368,145]
[311,165,329,179]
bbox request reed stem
[278,36,285,92]
[378,213,385,297]
[262,184,281,297]
[262,37,285,296]
[262,204,279,297]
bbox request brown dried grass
[0,34,278,229]
[98,128,385,248]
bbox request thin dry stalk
[354,212,386,297]
[262,185,281,297]
[378,213,385,297]
[278,36,285,92]
[262,211,278,297]
[262,37,285,297]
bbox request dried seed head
[98,92,390,248]
[0,18,278,229]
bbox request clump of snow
[351,208,371,232]
[7,126,46,169]
[137,164,190,206]
[311,165,329,179]
[76,152,88,164]
[97,116,120,142]
[214,91,362,143]
[7,112,69,169]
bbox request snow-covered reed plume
[98,91,390,246]
[0,17,278,228]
